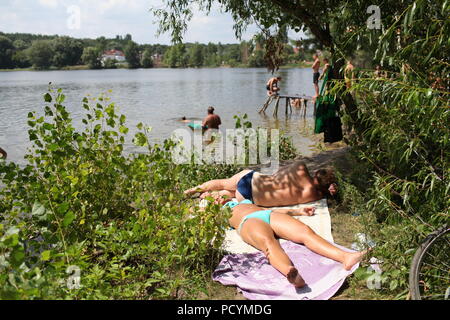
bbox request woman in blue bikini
[186,162,365,287]
[222,198,365,288]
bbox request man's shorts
[313,72,320,84]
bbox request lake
[0,68,318,165]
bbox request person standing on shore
[0,147,7,159]
[312,54,321,98]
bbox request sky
[0,0,305,44]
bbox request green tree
[124,41,141,68]
[141,49,154,68]
[0,36,14,69]
[12,50,30,68]
[81,47,102,69]
[52,36,84,67]
[27,40,54,69]
[189,43,204,67]
[248,49,265,67]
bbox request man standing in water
[312,54,321,98]
[0,147,6,159]
[202,106,221,131]
[202,106,222,144]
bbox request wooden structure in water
[259,94,313,118]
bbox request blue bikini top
[222,199,253,209]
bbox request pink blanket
[212,241,359,300]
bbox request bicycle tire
[409,226,449,300]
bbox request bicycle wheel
[409,226,450,300]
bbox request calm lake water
[0,68,318,165]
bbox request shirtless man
[202,106,221,130]
[0,147,7,159]
[312,54,321,97]
[266,76,281,96]
[185,161,338,207]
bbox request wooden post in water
[273,96,280,117]
[259,96,273,113]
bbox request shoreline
[0,63,313,73]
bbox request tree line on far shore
[0,32,320,70]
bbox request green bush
[0,88,236,299]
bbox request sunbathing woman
[223,199,365,287]
[185,161,338,207]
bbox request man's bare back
[251,162,324,206]
[203,114,221,129]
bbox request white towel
[221,198,333,254]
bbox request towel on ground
[213,198,359,300]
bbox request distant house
[101,50,126,65]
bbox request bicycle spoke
[419,272,450,281]
[420,260,450,274]
[419,293,447,299]
[423,249,450,270]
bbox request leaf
[32,202,46,216]
[44,93,52,102]
[41,250,51,261]
[62,211,76,227]
[389,279,398,291]
[10,247,25,267]
[57,202,70,215]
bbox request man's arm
[312,60,319,70]
[271,207,315,216]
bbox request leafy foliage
[330,0,449,295]
[0,88,238,299]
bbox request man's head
[313,169,338,196]
[323,58,329,64]
[276,76,282,81]
[207,106,215,114]
[313,54,318,60]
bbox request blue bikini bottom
[237,210,272,234]
[222,199,272,234]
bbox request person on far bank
[202,106,222,131]
[0,147,7,160]
[312,54,321,98]
[266,76,281,96]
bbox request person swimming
[179,116,191,123]
[0,147,7,159]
